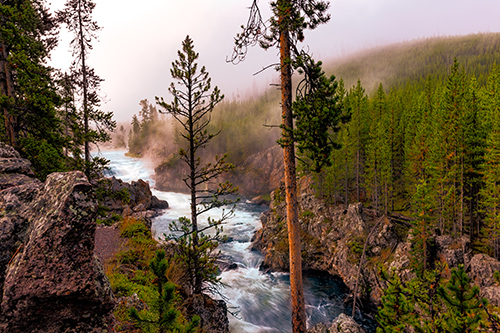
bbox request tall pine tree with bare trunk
[229,1,331,331]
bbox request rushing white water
[101,150,373,333]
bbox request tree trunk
[0,40,17,147]
[77,0,90,176]
[345,155,349,209]
[185,61,201,295]
[279,1,306,331]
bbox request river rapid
[102,150,374,333]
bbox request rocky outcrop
[252,177,401,306]
[154,153,188,193]
[0,143,115,332]
[96,176,168,226]
[186,294,229,333]
[435,235,471,267]
[227,145,284,197]
[308,314,366,333]
[154,145,284,197]
[0,143,43,301]
[469,253,500,305]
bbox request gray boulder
[0,171,115,332]
[469,253,500,306]
[308,314,366,333]
[0,144,115,333]
[329,313,366,333]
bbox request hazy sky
[47,0,500,122]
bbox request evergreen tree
[436,59,467,235]
[130,250,200,333]
[378,265,492,332]
[1,0,69,178]
[462,76,485,243]
[377,270,414,332]
[438,264,485,332]
[480,67,500,258]
[292,55,345,173]
[346,79,369,202]
[410,179,435,276]
[127,115,140,155]
[114,124,126,148]
[58,0,115,178]
[156,36,236,296]
[57,71,85,170]
[385,88,405,212]
[365,84,387,212]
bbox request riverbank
[102,150,376,332]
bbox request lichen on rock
[0,144,115,332]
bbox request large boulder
[435,235,471,268]
[329,313,366,333]
[469,253,500,306]
[186,294,229,333]
[0,142,39,191]
[0,143,115,332]
[0,143,43,300]
[0,171,115,332]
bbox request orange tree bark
[279,1,307,331]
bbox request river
[102,150,375,333]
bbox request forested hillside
[122,32,500,267]
[327,32,500,93]
[128,32,500,259]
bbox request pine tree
[365,84,387,212]
[438,264,485,332]
[156,36,236,296]
[410,179,435,276]
[130,250,200,333]
[128,114,141,155]
[346,80,369,202]
[58,0,115,178]
[230,1,331,331]
[377,270,414,332]
[480,67,500,258]
[57,71,85,170]
[436,59,467,235]
[292,56,344,173]
[462,76,485,244]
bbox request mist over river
[101,150,375,332]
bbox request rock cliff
[253,176,500,310]
[154,145,284,197]
[252,177,398,308]
[0,143,115,332]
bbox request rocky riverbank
[252,176,500,315]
